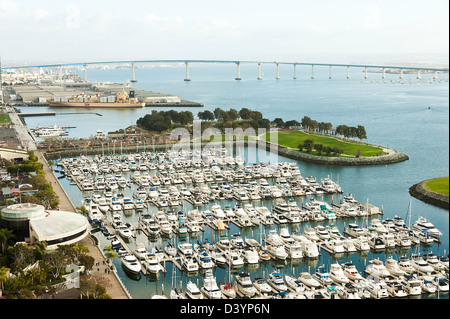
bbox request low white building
[1,203,90,250]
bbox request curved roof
[30,210,89,241]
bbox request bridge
[3,59,448,82]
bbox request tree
[285,120,300,128]
[301,116,312,131]
[298,143,303,151]
[303,139,315,152]
[272,118,285,127]
[213,107,224,121]
[238,108,252,120]
[198,110,214,121]
[333,147,344,157]
[357,125,367,141]
[228,109,239,121]
[314,143,324,155]
[0,228,15,255]
[324,146,333,156]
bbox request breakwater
[409,178,449,210]
[44,139,409,167]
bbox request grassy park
[265,130,386,157]
[424,177,449,196]
[0,114,12,124]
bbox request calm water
[19,64,449,299]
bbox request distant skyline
[0,0,448,66]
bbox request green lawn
[265,130,386,157]
[424,177,449,196]
[0,114,11,124]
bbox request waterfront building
[1,203,90,250]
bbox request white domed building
[1,203,90,250]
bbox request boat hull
[49,102,145,108]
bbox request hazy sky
[0,0,448,65]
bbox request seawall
[44,139,409,167]
[409,178,449,210]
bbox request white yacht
[225,249,244,267]
[385,257,407,277]
[235,272,256,297]
[268,272,288,292]
[365,259,390,278]
[186,281,203,299]
[411,255,434,274]
[329,263,350,284]
[303,227,320,242]
[412,216,442,239]
[133,242,149,261]
[398,256,415,274]
[353,236,371,251]
[285,275,305,293]
[241,248,259,264]
[400,275,422,296]
[121,254,141,275]
[298,272,321,288]
[201,272,222,299]
[117,224,133,240]
[342,262,364,281]
[385,279,408,298]
[181,254,199,272]
[314,265,334,286]
[423,253,447,272]
[325,238,346,254]
[253,277,272,294]
[365,279,389,299]
[143,254,162,274]
[266,244,288,260]
[284,242,303,259]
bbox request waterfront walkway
[35,150,130,299]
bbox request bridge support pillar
[364,67,368,79]
[399,69,404,80]
[417,70,421,80]
[184,62,191,81]
[293,64,297,79]
[131,63,137,82]
[235,62,241,80]
[83,65,87,82]
[329,65,332,79]
[59,65,63,81]
[311,65,314,79]
[382,68,386,79]
[257,63,262,80]
[433,71,438,80]
[276,63,280,80]
[346,66,350,79]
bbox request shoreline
[409,177,449,210]
[44,138,409,166]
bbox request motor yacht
[303,227,320,242]
[365,278,389,299]
[268,272,288,292]
[186,280,203,299]
[385,257,407,277]
[133,242,149,261]
[285,275,305,293]
[314,265,334,286]
[201,272,222,299]
[181,253,199,272]
[235,272,256,297]
[117,224,133,240]
[325,238,346,254]
[266,243,288,260]
[225,249,245,268]
[353,236,371,251]
[412,216,442,239]
[329,263,350,284]
[230,233,246,249]
[121,254,142,275]
[368,236,386,250]
[241,248,259,264]
[398,256,415,274]
[365,259,390,278]
[143,254,162,274]
[164,242,177,257]
[253,277,272,294]
[284,242,303,259]
[298,272,321,288]
[411,255,434,274]
[345,223,367,238]
[423,253,447,272]
[342,262,364,281]
[315,225,331,241]
[385,279,408,298]
[400,275,422,296]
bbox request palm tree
[0,266,10,297]
[0,228,14,255]
[103,245,119,267]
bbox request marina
[7,65,448,300]
[56,146,448,299]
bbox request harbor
[53,147,448,299]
